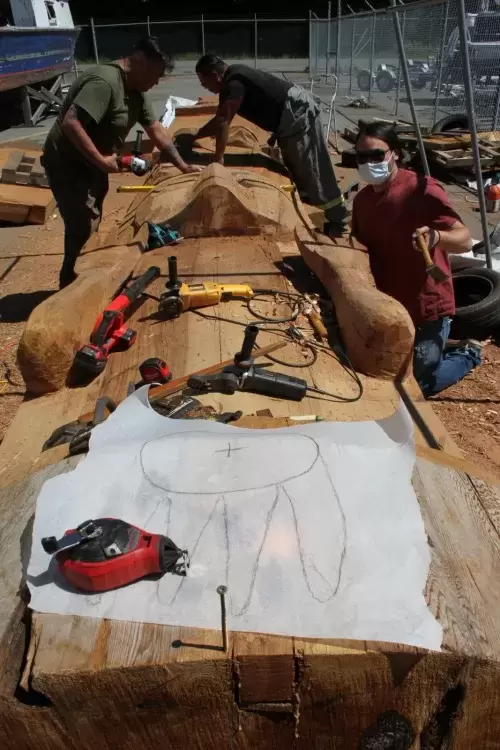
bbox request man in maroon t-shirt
[351,122,481,397]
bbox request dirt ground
[431,342,500,474]
[0,167,500,480]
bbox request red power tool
[118,130,150,176]
[74,266,160,376]
[41,518,189,593]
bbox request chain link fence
[310,0,500,132]
[75,16,310,71]
[73,4,500,133]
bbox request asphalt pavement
[0,59,309,149]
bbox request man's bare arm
[145,121,201,173]
[194,117,219,140]
[215,99,242,163]
[413,221,472,254]
[194,99,242,163]
[61,105,119,173]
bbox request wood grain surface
[3,114,500,746]
[2,456,500,747]
[0,234,409,490]
[0,183,55,225]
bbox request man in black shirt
[188,54,347,233]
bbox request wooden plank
[23,454,500,669]
[1,151,24,183]
[30,156,46,187]
[0,151,48,189]
[0,459,80,696]
[413,458,500,659]
[0,383,100,490]
[417,444,500,484]
[0,183,54,225]
[432,146,497,169]
[0,147,42,172]
[16,456,500,750]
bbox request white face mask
[358,153,394,185]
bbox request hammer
[414,232,449,283]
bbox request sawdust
[431,341,500,480]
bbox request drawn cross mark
[215,442,246,458]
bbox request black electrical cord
[191,308,364,404]
[307,364,364,403]
[248,289,303,325]
[260,344,318,369]
[191,309,318,367]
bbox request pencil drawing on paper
[138,429,347,617]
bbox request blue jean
[413,317,482,398]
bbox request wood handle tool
[415,233,449,283]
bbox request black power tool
[188,325,308,401]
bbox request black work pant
[44,157,109,289]
[276,85,347,226]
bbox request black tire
[357,70,372,92]
[452,268,500,334]
[376,70,394,93]
[431,113,469,133]
[411,76,427,90]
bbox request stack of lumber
[0,147,55,224]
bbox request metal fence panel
[434,0,500,131]
[75,4,500,133]
[311,0,500,133]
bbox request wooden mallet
[415,232,449,283]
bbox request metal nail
[217,585,228,653]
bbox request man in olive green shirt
[44,36,201,288]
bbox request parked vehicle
[357,60,435,94]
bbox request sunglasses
[355,148,391,165]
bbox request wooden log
[0,386,99,489]
[0,443,499,745]
[4,456,497,748]
[0,183,55,225]
[0,698,71,750]
[295,222,415,379]
[0,459,80,697]
[168,113,270,150]
[17,247,141,394]
[1,232,406,489]
[133,163,297,239]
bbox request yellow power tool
[159,255,257,318]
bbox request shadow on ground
[0,290,55,322]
